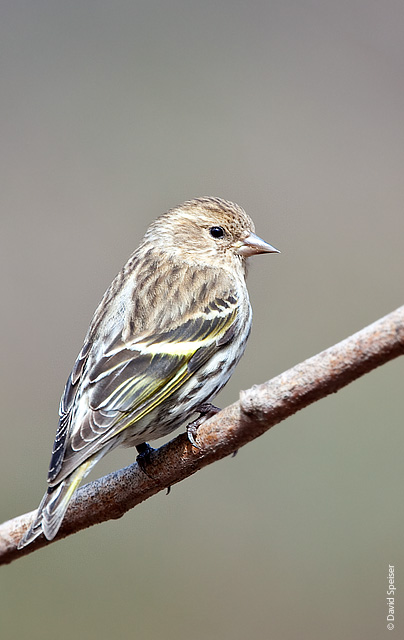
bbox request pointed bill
[237,232,280,257]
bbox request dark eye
[209,226,225,239]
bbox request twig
[1,305,403,565]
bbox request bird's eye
[209,226,225,239]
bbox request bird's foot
[136,442,155,476]
[186,402,221,450]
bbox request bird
[18,197,279,548]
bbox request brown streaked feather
[48,284,239,485]
[49,259,233,481]
[48,340,93,482]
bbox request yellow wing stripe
[112,359,191,437]
[107,307,238,438]
[129,337,215,357]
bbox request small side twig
[1,305,403,565]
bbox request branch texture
[1,305,403,565]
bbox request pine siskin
[18,197,279,548]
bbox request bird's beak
[237,232,280,257]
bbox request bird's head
[143,197,279,269]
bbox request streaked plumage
[18,197,279,547]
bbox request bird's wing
[48,294,239,484]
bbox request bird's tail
[18,457,97,549]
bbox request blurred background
[1,1,403,638]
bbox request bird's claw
[186,422,202,450]
[186,403,221,450]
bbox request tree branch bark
[1,305,403,565]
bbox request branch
[1,305,403,565]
